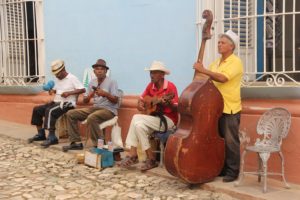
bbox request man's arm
[161,87,178,112]
[137,98,145,112]
[137,84,151,112]
[162,99,178,112]
[83,91,94,104]
[95,88,118,104]
[48,89,56,95]
[61,88,86,98]
[193,62,228,83]
[84,88,118,104]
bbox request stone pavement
[1,120,300,200]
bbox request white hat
[144,61,170,75]
[51,59,65,75]
[224,30,239,47]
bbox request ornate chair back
[255,107,291,150]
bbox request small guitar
[142,93,175,115]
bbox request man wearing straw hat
[119,61,179,171]
[28,59,85,148]
[193,30,244,182]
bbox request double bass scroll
[194,9,213,81]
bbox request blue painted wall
[44,0,196,94]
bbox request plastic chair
[235,107,291,193]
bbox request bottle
[108,141,114,152]
[97,139,104,149]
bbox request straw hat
[144,61,170,75]
[51,59,65,75]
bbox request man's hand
[193,62,206,73]
[161,96,171,105]
[137,99,145,112]
[193,61,229,83]
[48,89,56,95]
[95,88,107,97]
[61,92,70,98]
[83,91,95,104]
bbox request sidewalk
[1,119,300,200]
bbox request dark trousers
[218,112,241,178]
[31,101,74,131]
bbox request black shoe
[62,142,83,152]
[223,176,238,182]
[40,138,58,148]
[218,170,226,177]
[28,134,46,143]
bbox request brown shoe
[117,156,138,168]
[140,159,158,172]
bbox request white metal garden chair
[235,107,291,193]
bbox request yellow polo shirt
[209,54,243,114]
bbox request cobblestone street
[0,135,238,200]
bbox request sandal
[117,156,138,168]
[140,159,158,172]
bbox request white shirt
[53,73,84,106]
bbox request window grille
[224,0,253,48]
[0,0,45,86]
[197,0,300,87]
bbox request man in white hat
[28,59,86,148]
[119,61,179,171]
[193,30,244,182]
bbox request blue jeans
[218,112,241,178]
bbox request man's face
[218,36,234,54]
[93,66,107,79]
[55,70,64,80]
[150,70,164,83]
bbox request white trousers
[125,114,174,151]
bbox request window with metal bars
[198,0,300,87]
[0,0,44,86]
[224,0,253,48]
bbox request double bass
[164,10,225,184]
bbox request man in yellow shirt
[193,30,243,182]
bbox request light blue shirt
[87,77,119,115]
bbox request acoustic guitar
[142,93,175,115]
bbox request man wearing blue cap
[28,59,85,148]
